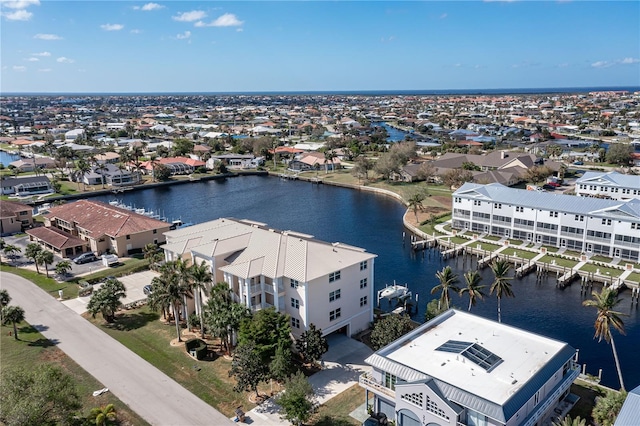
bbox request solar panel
[436,340,503,372]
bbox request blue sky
[1,1,639,93]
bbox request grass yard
[484,235,502,241]
[590,255,613,263]
[579,263,624,278]
[311,384,364,426]
[0,264,80,298]
[504,249,538,260]
[0,320,148,425]
[84,306,261,417]
[625,272,640,284]
[80,257,150,283]
[478,242,501,252]
[538,255,579,269]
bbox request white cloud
[130,29,142,34]
[34,33,62,40]
[139,2,164,11]
[557,62,569,68]
[56,56,74,63]
[26,57,39,61]
[173,10,206,22]
[12,65,27,71]
[439,13,447,19]
[101,23,124,31]
[2,9,32,20]
[176,30,191,40]
[195,13,243,27]
[0,0,39,9]
[591,61,612,68]
[620,57,639,65]
[38,68,51,72]
[32,51,50,56]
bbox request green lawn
[311,384,363,426]
[0,320,148,425]
[579,263,624,278]
[478,242,501,252]
[590,255,613,263]
[84,306,260,417]
[538,255,579,269]
[626,272,640,284]
[80,257,150,283]
[0,264,80,298]
[483,235,502,242]
[504,249,538,260]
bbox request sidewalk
[244,334,373,425]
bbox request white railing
[359,373,395,398]
[522,363,580,426]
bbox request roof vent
[511,379,518,385]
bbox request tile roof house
[39,200,171,257]
[0,200,33,236]
[162,218,377,338]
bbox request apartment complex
[0,200,33,236]
[360,309,580,426]
[452,183,640,262]
[575,171,640,200]
[162,218,377,338]
[34,200,170,257]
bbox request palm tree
[489,259,513,323]
[459,271,486,312]
[149,154,159,182]
[143,243,163,270]
[583,287,627,391]
[3,244,21,263]
[552,416,586,426]
[407,192,425,222]
[86,278,127,323]
[190,261,213,338]
[55,260,73,278]
[2,305,25,340]
[88,404,117,426]
[25,243,43,274]
[36,250,54,278]
[95,163,108,189]
[0,289,11,307]
[75,158,91,190]
[431,266,460,310]
[148,261,193,342]
[173,258,193,330]
[323,149,337,173]
[203,282,249,354]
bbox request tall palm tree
[173,258,193,330]
[36,250,54,278]
[459,270,486,312]
[489,259,513,323]
[96,163,108,189]
[190,260,213,338]
[143,243,163,270]
[0,289,11,307]
[75,158,91,190]
[431,266,460,310]
[3,244,21,263]
[407,192,425,222]
[583,287,627,391]
[2,305,25,340]
[148,261,193,342]
[25,243,43,274]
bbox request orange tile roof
[45,200,169,238]
[27,226,86,250]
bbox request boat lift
[377,282,412,308]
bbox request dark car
[73,252,98,264]
[143,284,153,296]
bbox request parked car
[143,285,153,296]
[573,161,584,165]
[73,252,98,264]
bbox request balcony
[522,362,580,426]
[359,373,395,399]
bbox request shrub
[185,338,208,360]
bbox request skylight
[436,340,503,372]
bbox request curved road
[1,272,233,426]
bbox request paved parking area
[62,270,159,314]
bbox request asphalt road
[1,272,233,426]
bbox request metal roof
[577,171,640,188]
[614,385,640,426]
[454,182,640,219]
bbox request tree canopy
[238,307,291,364]
[275,371,317,426]
[295,323,329,365]
[370,314,414,350]
[86,278,127,323]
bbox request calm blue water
[93,176,639,389]
[372,122,412,142]
[0,151,20,166]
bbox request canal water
[94,175,639,390]
[0,150,21,167]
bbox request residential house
[575,171,640,201]
[452,182,640,261]
[288,152,341,172]
[1,175,53,196]
[37,200,171,257]
[206,154,256,170]
[0,200,33,236]
[162,218,377,338]
[139,157,205,175]
[8,157,56,172]
[360,309,580,426]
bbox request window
[291,298,300,309]
[360,278,368,289]
[329,271,341,282]
[360,296,367,307]
[454,197,462,203]
[126,235,131,240]
[494,203,502,209]
[329,289,341,302]
[153,229,157,234]
[602,219,612,226]
[575,215,584,222]
[632,223,639,230]
[384,372,396,390]
[473,200,482,206]
[291,318,300,329]
[360,260,368,270]
[329,308,341,321]
[436,340,503,372]
[515,206,524,213]
[401,392,423,408]
[549,211,558,218]
[290,279,299,289]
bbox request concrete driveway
[2,272,233,425]
[62,270,158,314]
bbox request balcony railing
[586,236,612,244]
[522,362,580,426]
[359,373,395,399]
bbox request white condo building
[360,309,580,426]
[575,171,640,200]
[162,218,377,338]
[451,183,640,262]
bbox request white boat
[379,283,409,299]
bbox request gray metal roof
[614,385,640,426]
[577,171,640,188]
[454,182,640,220]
